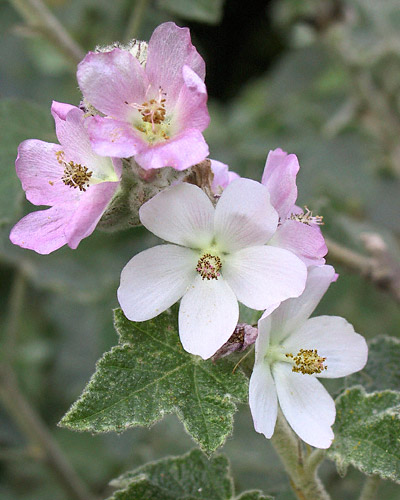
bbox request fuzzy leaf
[60,307,248,453]
[157,0,225,24]
[328,387,400,483]
[0,99,55,225]
[346,336,400,393]
[108,449,272,500]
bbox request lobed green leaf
[328,386,400,483]
[60,306,248,453]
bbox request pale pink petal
[134,128,209,171]
[9,206,74,254]
[118,245,198,322]
[214,179,278,252]
[223,246,307,311]
[146,22,206,105]
[77,49,148,120]
[171,66,209,133]
[51,101,76,120]
[65,181,119,249]
[273,363,335,448]
[179,275,239,359]
[283,316,368,379]
[139,182,214,248]
[15,139,78,206]
[249,362,278,438]
[269,265,336,344]
[210,159,239,194]
[87,116,146,158]
[269,220,327,267]
[261,149,299,220]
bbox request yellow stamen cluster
[286,349,327,375]
[140,97,166,125]
[289,206,324,226]
[56,151,93,192]
[196,253,222,280]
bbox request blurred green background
[1,0,400,498]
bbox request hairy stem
[359,476,380,500]
[124,0,150,42]
[271,412,331,500]
[9,0,85,65]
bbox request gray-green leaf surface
[60,307,248,453]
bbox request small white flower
[249,265,368,448]
[118,178,307,359]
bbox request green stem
[124,0,149,42]
[359,476,380,500]
[9,0,85,65]
[271,412,331,500]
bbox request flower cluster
[10,22,367,449]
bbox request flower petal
[171,65,210,133]
[65,181,119,249]
[139,182,214,248]
[9,206,74,254]
[273,363,335,448]
[15,139,77,207]
[282,315,368,379]
[146,22,206,105]
[214,179,278,252]
[255,315,271,364]
[269,220,327,267]
[269,265,336,345]
[134,128,209,171]
[118,245,198,321]
[77,49,148,120]
[249,361,278,438]
[261,149,299,219]
[51,100,76,120]
[223,245,307,310]
[179,275,239,359]
[210,159,240,194]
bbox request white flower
[118,178,307,359]
[249,265,368,448]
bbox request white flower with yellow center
[249,265,368,448]
[118,178,308,359]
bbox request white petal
[223,245,307,311]
[118,245,197,321]
[249,361,278,438]
[139,183,214,248]
[283,316,368,379]
[254,315,271,364]
[214,178,278,252]
[269,265,336,345]
[179,275,239,359]
[273,363,335,448]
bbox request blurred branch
[124,0,150,42]
[326,235,400,304]
[0,268,98,500]
[359,475,380,500]
[9,0,85,66]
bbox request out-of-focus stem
[271,412,331,500]
[9,0,85,65]
[359,475,380,500]
[124,0,150,42]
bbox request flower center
[288,206,323,226]
[196,253,222,280]
[127,87,170,143]
[285,349,327,375]
[56,151,93,192]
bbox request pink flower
[10,102,121,254]
[77,22,210,171]
[261,149,327,266]
[117,178,307,359]
[210,159,240,195]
